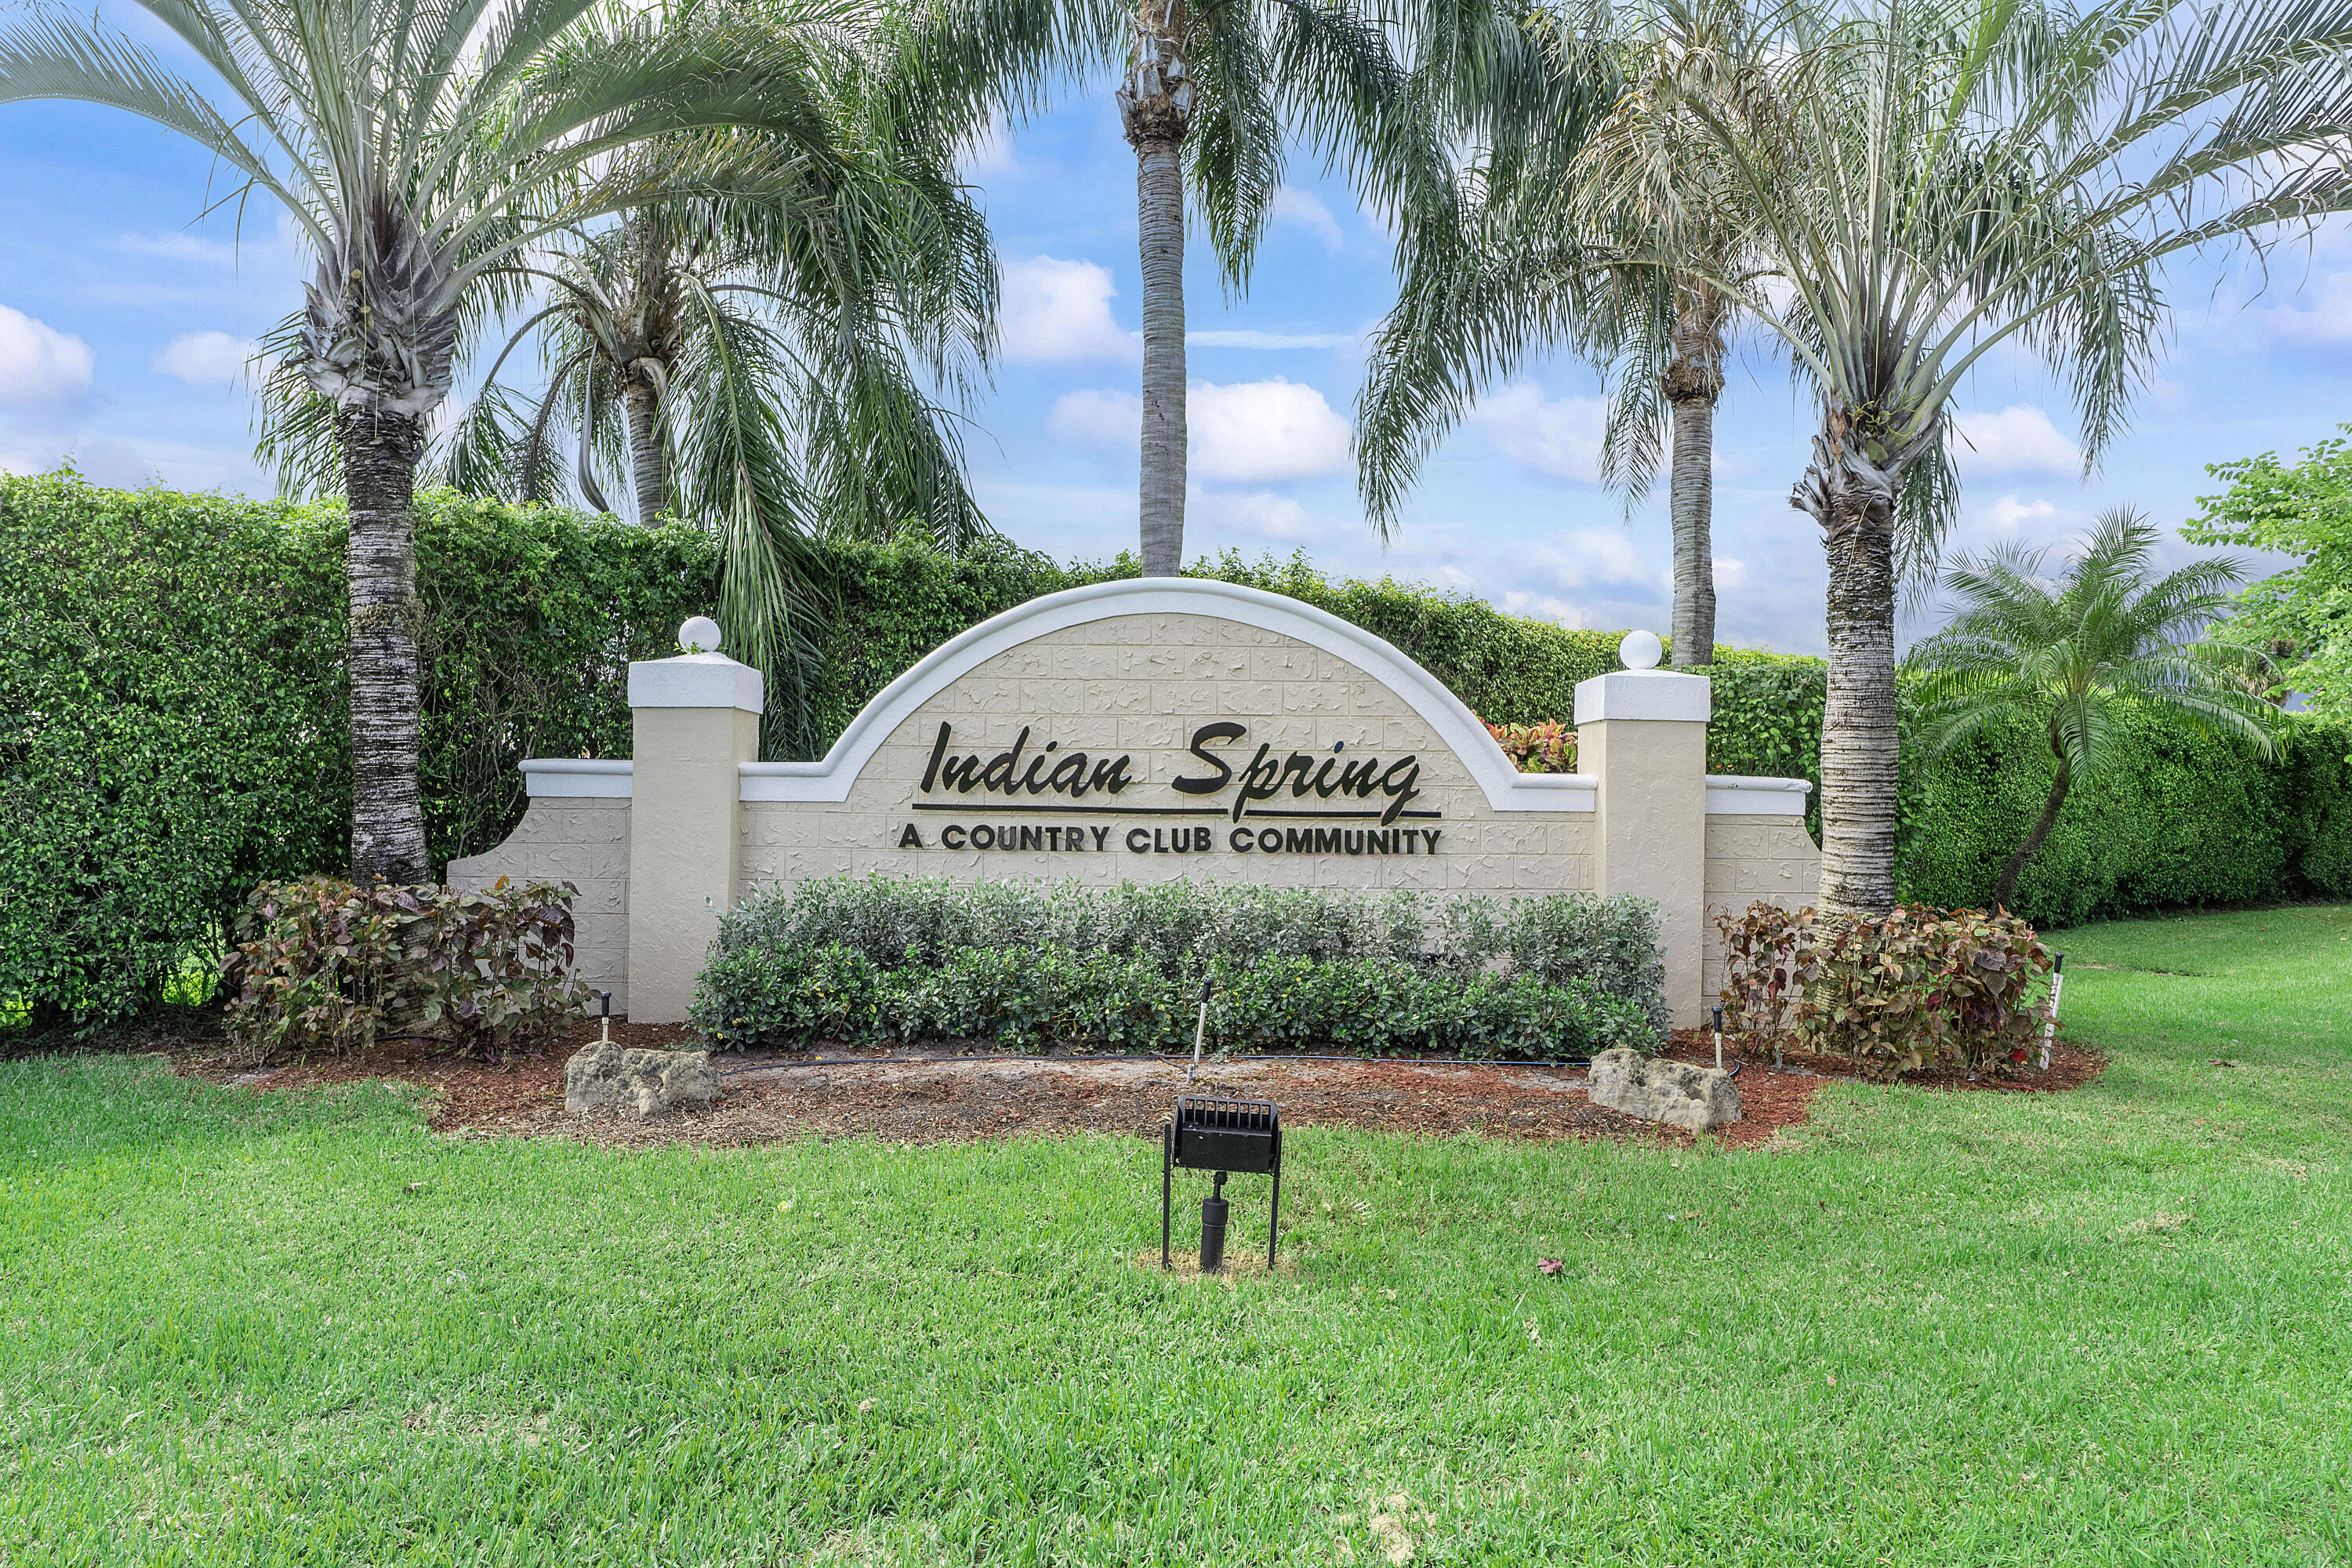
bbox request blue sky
[5,34,2350,655]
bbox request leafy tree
[1613,0,2352,916]
[1,0,849,880]
[2184,426,2352,717]
[1907,509,2276,909]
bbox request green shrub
[1715,901,2054,1079]
[220,875,589,1062]
[690,876,1667,1056]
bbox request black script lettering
[1377,758,1424,825]
[1338,757,1382,798]
[898,823,924,849]
[920,723,952,791]
[1126,828,1151,853]
[1089,755,1134,795]
[941,825,967,850]
[1047,753,1091,797]
[1311,757,1345,798]
[1090,826,1110,851]
[1279,753,1318,797]
[1172,721,1247,794]
[1231,743,1281,822]
[979,728,1030,793]
[939,751,985,793]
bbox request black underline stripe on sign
[909,802,1225,816]
[1240,808,1443,820]
[906,801,1444,821]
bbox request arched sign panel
[453,578,1819,1022]
[734,580,1597,894]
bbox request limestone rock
[1586,1047,1740,1131]
[564,1041,720,1117]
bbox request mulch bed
[162,1018,2104,1152]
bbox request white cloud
[1712,557,1749,591]
[116,231,240,266]
[1269,187,1343,252]
[1525,528,1657,590]
[1048,387,1139,447]
[0,303,94,406]
[1189,328,1358,350]
[1051,377,1352,484]
[1949,405,2082,475]
[1189,378,1350,482]
[154,331,257,385]
[1501,592,1593,628]
[1000,256,1136,362]
[1985,494,2063,533]
[960,114,1018,180]
[1468,381,1605,485]
[1194,487,1319,540]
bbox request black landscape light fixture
[1163,1095,1282,1272]
[598,992,613,1044]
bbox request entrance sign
[452,579,1819,1025]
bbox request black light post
[1163,1096,1282,1272]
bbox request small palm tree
[2,0,851,881]
[1610,0,2352,916]
[1909,509,2277,909]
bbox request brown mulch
[163,1015,2097,1153]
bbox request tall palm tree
[919,0,1559,574]
[1,0,853,881]
[1359,0,1762,666]
[1909,509,2276,908]
[1612,0,2352,916]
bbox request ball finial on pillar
[1618,628,1664,670]
[679,616,724,655]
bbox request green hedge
[691,876,1666,1056]
[9,474,2347,1026]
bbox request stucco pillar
[625,618,762,1024]
[1574,632,1711,1029]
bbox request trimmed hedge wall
[7,473,2348,1027]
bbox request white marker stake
[2038,955,2066,1071]
[1189,978,1213,1083]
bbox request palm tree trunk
[1663,283,1726,667]
[623,375,668,522]
[1994,747,2071,909]
[1795,416,1903,917]
[1120,2,1192,578]
[339,405,430,886]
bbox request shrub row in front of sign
[688,876,1667,1057]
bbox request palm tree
[427,182,999,753]
[1,0,854,881]
[920,0,1556,574]
[1359,0,1761,666]
[1613,0,2352,916]
[1909,509,2276,908]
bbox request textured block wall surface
[1701,814,1825,1005]
[447,799,631,1013]
[739,615,1597,898]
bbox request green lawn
[3,906,2347,1566]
